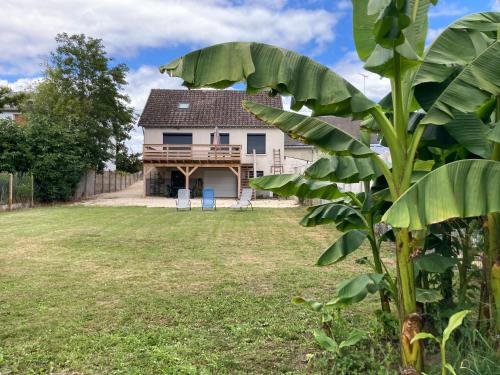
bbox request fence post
[31,173,34,208]
[8,173,13,211]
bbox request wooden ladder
[271,149,284,174]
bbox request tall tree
[27,33,134,171]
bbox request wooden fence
[73,170,143,200]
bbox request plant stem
[392,53,408,152]
[440,343,446,375]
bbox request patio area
[80,181,299,208]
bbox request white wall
[144,127,284,174]
[0,112,16,120]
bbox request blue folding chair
[201,188,216,210]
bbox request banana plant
[411,310,471,375]
[160,3,500,371]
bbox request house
[0,104,24,123]
[138,89,285,198]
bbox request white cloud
[0,0,339,76]
[332,52,390,102]
[336,1,352,10]
[0,77,41,92]
[492,0,500,11]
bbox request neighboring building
[138,89,285,198]
[0,104,24,123]
[283,116,370,174]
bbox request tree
[0,86,26,109]
[26,33,134,171]
[116,148,143,174]
[160,3,500,373]
[0,119,32,173]
[26,114,86,202]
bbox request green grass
[0,206,387,374]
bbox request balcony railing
[143,144,241,163]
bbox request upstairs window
[178,102,190,109]
[247,134,266,154]
[163,133,193,144]
[210,133,230,144]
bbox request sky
[1,0,498,152]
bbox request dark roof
[284,116,363,148]
[138,89,283,128]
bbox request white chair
[176,189,191,211]
[232,188,253,210]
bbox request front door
[171,170,185,197]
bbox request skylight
[178,102,190,109]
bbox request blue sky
[1,0,497,151]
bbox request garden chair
[176,189,191,211]
[231,188,253,210]
[201,188,216,210]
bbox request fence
[0,172,34,211]
[73,170,143,200]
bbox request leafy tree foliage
[0,86,26,108]
[26,114,86,202]
[2,33,136,202]
[0,119,32,173]
[116,151,142,174]
[25,33,134,171]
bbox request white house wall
[144,127,285,175]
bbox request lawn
[0,206,391,374]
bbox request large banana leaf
[414,12,500,125]
[443,112,492,159]
[352,0,432,77]
[317,230,368,266]
[305,155,380,183]
[249,174,345,200]
[413,253,458,274]
[488,121,500,143]
[327,273,385,307]
[160,42,375,118]
[242,101,373,156]
[383,159,500,230]
[300,203,366,230]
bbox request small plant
[312,328,366,357]
[411,310,471,375]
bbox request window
[247,134,266,154]
[178,102,190,109]
[163,133,193,144]
[247,170,263,178]
[210,133,230,144]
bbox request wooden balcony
[143,144,242,164]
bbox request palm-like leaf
[382,160,500,230]
[300,203,366,230]
[317,230,368,266]
[414,12,500,125]
[242,101,373,156]
[327,273,385,307]
[305,155,380,183]
[160,42,375,117]
[443,112,492,159]
[352,0,433,77]
[249,174,345,200]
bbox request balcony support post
[228,166,242,197]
